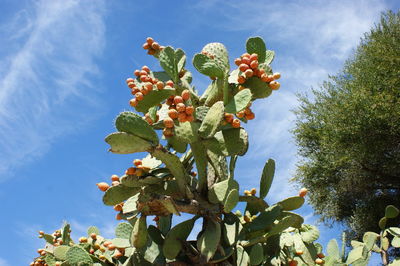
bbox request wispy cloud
[0,0,106,180]
[0,258,9,266]
[196,0,388,201]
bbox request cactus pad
[173,120,200,143]
[197,219,221,261]
[115,112,159,145]
[135,87,176,113]
[102,184,140,206]
[198,101,224,138]
[66,246,93,265]
[224,88,252,114]
[54,245,70,260]
[259,159,275,199]
[265,50,275,65]
[163,218,195,259]
[243,77,272,99]
[105,132,152,154]
[131,216,147,248]
[193,53,225,79]
[115,222,133,239]
[202,42,230,71]
[278,196,305,211]
[204,128,249,156]
[246,37,267,63]
[159,46,180,82]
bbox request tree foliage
[293,10,400,238]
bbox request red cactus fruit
[142,66,150,73]
[238,76,246,84]
[174,96,183,105]
[151,42,160,50]
[224,113,234,123]
[236,111,245,118]
[250,60,258,69]
[168,109,179,119]
[146,37,154,44]
[299,188,308,197]
[176,103,186,113]
[163,128,174,137]
[166,80,174,87]
[163,118,174,128]
[245,112,255,120]
[186,115,194,122]
[133,159,142,166]
[181,90,190,101]
[185,105,194,115]
[250,53,258,62]
[111,175,119,182]
[244,69,254,78]
[135,92,144,101]
[156,81,164,90]
[234,58,242,66]
[178,112,187,123]
[113,204,123,212]
[232,119,241,128]
[269,81,280,90]
[126,167,136,175]
[239,64,249,72]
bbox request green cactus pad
[207,151,228,181]
[61,223,71,246]
[148,225,164,245]
[160,197,180,215]
[122,194,140,214]
[326,239,340,259]
[167,135,188,153]
[163,218,195,259]
[258,62,273,75]
[66,246,93,265]
[224,189,239,212]
[102,184,140,206]
[278,196,305,211]
[120,175,141,187]
[210,246,234,263]
[135,87,176,113]
[379,217,387,230]
[202,42,230,71]
[239,195,268,215]
[175,48,186,74]
[42,233,54,244]
[115,222,133,239]
[204,128,249,156]
[208,178,239,204]
[152,71,172,82]
[243,77,272,99]
[87,226,100,236]
[300,224,320,243]
[131,216,147,248]
[264,50,275,65]
[174,121,200,143]
[249,243,264,265]
[54,245,70,260]
[197,220,221,261]
[195,106,210,121]
[224,89,252,114]
[111,238,131,248]
[248,205,282,232]
[259,159,275,199]
[193,53,225,79]
[151,146,190,197]
[159,46,180,82]
[202,79,225,107]
[198,101,224,138]
[362,231,379,250]
[246,37,267,63]
[236,245,250,266]
[385,205,400,218]
[105,132,152,154]
[44,254,56,266]
[115,112,159,145]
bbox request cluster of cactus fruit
[32,37,400,265]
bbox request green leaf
[246,37,267,63]
[247,204,281,232]
[225,89,252,114]
[300,224,320,243]
[135,87,176,113]
[193,53,225,79]
[385,205,400,218]
[278,196,305,211]
[66,246,93,265]
[224,189,239,212]
[163,218,195,259]
[243,77,272,99]
[159,46,179,82]
[264,50,275,65]
[115,223,133,239]
[197,220,221,261]
[259,159,275,199]
[131,216,147,248]
[115,111,159,145]
[249,243,264,265]
[102,184,140,206]
[198,101,225,138]
[236,245,250,266]
[105,132,152,154]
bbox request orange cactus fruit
[185,105,194,115]
[90,233,97,240]
[111,181,120,186]
[239,64,249,72]
[176,103,186,113]
[249,53,258,62]
[238,76,246,84]
[144,82,153,92]
[244,69,254,78]
[140,87,148,96]
[232,119,241,128]
[174,96,183,105]
[133,159,142,166]
[163,128,174,138]
[135,92,144,101]
[317,253,325,259]
[126,167,136,175]
[234,58,242,66]
[236,111,245,118]
[224,113,234,123]
[108,244,116,250]
[129,98,138,107]
[178,112,187,123]
[96,182,109,192]
[156,81,164,90]
[168,109,179,119]
[272,72,281,79]
[250,60,258,69]
[151,42,160,50]
[315,258,324,265]
[250,188,257,195]
[181,89,190,101]
[245,112,255,120]
[142,42,150,49]
[113,204,123,212]
[269,81,281,90]
[289,261,298,266]
[142,65,150,73]
[166,80,174,87]
[295,250,304,255]
[299,188,308,197]
[186,115,194,122]
[163,118,174,128]
[241,56,251,65]
[115,213,122,220]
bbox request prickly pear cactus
[33,37,338,266]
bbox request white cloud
[195,0,387,201]
[0,0,106,180]
[0,258,9,266]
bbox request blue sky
[0,0,399,265]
